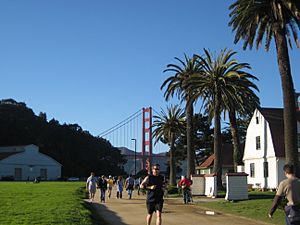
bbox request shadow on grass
[83,201,109,225]
[87,202,129,225]
[248,193,275,200]
[79,187,126,225]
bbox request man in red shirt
[178,175,192,204]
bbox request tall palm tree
[190,48,253,188]
[161,55,202,178]
[229,0,300,175]
[226,74,260,171]
[152,105,185,185]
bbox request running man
[140,164,165,225]
[86,172,97,202]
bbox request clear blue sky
[0,0,299,139]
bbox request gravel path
[86,189,272,225]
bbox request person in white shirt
[86,172,97,202]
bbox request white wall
[0,145,61,180]
[244,158,264,188]
[243,109,279,189]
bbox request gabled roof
[258,108,300,157]
[0,152,20,160]
[197,143,241,169]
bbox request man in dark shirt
[140,164,165,225]
[97,175,108,203]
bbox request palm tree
[152,105,185,185]
[229,0,300,175]
[161,55,202,178]
[190,48,254,188]
[226,73,260,171]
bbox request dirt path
[87,189,272,225]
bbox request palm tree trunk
[169,134,176,185]
[186,99,195,178]
[213,93,223,189]
[274,25,299,176]
[229,109,242,172]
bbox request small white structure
[0,144,61,181]
[191,174,205,195]
[243,108,300,189]
[204,174,217,198]
[225,172,248,200]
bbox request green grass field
[199,191,286,225]
[0,182,103,225]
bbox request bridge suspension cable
[98,108,168,156]
[98,109,142,138]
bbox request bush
[1,176,14,181]
[167,185,179,194]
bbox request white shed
[0,144,61,181]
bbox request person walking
[140,164,165,225]
[97,175,108,203]
[116,176,124,199]
[86,172,97,202]
[137,176,144,195]
[178,175,192,204]
[125,174,135,199]
[107,175,114,199]
[269,164,300,225]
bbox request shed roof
[197,143,240,169]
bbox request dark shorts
[146,201,164,214]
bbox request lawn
[199,191,286,225]
[0,182,104,225]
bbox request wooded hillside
[0,99,126,177]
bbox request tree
[152,105,185,185]
[229,0,300,175]
[176,113,214,165]
[161,55,202,177]
[0,99,126,177]
[224,63,260,171]
[191,48,251,188]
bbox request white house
[0,144,61,181]
[243,108,300,189]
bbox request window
[250,163,255,178]
[256,116,259,124]
[263,162,269,178]
[14,168,22,180]
[256,136,261,150]
[40,169,47,180]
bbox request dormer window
[256,116,259,124]
[256,136,261,150]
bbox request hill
[0,99,126,177]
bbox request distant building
[243,108,300,189]
[195,143,237,184]
[119,147,187,177]
[0,144,61,181]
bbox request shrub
[1,176,14,181]
[167,185,179,194]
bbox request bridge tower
[142,107,152,172]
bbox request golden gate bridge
[98,107,168,174]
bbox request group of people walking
[86,173,139,203]
[86,164,194,225]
